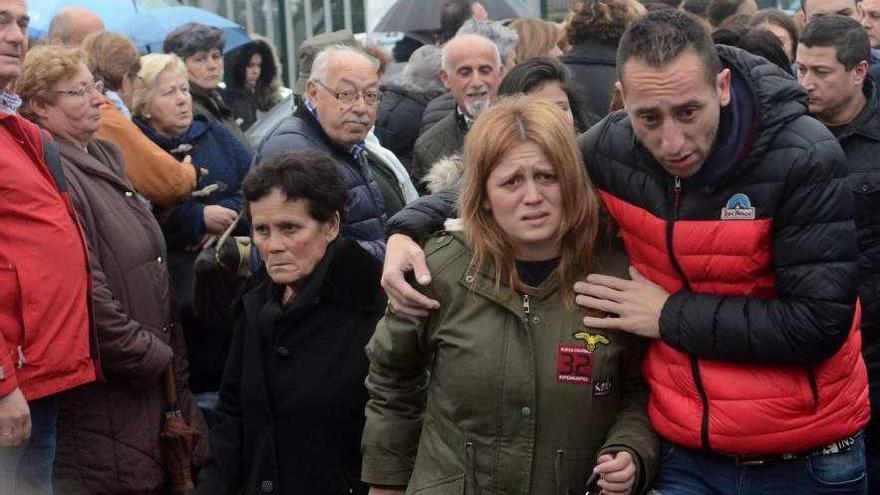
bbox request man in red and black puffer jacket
[574,9,869,495]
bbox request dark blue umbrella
[26,0,178,39]
[106,6,250,54]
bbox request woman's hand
[368,488,405,495]
[203,205,237,234]
[594,450,636,495]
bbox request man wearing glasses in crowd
[255,45,399,259]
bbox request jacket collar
[293,104,363,160]
[561,40,617,64]
[446,232,562,318]
[190,84,232,120]
[240,238,386,323]
[836,80,880,142]
[53,136,133,191]
[133,115,209,154]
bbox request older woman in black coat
[195,149,385,495]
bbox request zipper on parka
[522,294,531,317]
[667,176,712,451]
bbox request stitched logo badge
[721,193,756,220]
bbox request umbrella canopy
[106,6,250,54]
[372,0,526,33]
[26,0,178,39]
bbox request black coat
[194,239,386,495]
[375,83,443,174]
[560,39,618,118]
[834,81,880,446]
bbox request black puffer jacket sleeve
[660,132,859,365]
[386,187,458,240]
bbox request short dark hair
[243,149,348,224]
[800,15,870,71]
[707,0,751,27]
[617,9,720,87]
[163,22,225,59]
[497,57,594,132]
[712,25,792,74]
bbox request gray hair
[396,45,443,93]
[441,33,501,72]
[456,19,519,63]
[308,44,380,84]
[163,22,225,59]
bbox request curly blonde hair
[16,45,86,122]
[509,18,563,62]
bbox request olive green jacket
[362,232,658,494]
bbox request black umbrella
[373,0,526,33]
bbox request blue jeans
[0,395,58,495]
[649,437,867,495]
[866,436,880,494]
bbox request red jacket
[0,112,96,400]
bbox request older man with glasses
[256,44,408,259]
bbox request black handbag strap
[40,132,67,192]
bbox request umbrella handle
[163,365,179,409]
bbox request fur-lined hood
[422,153,463,194]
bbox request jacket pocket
[0,262,24,363]
[552,448,595,495]
[411,473,465,494]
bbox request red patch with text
[557,344,593,385]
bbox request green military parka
[362,231,658,494]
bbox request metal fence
[181,0,366,87]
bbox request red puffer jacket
[0,113,96,401]
[580,46,869,455]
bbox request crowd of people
[1,0,880,494]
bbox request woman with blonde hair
[509,17,564,62]
[361,97,657,495]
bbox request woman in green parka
[361,97,658,495]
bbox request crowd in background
[1,0,880,494]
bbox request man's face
[0,0,28,88]
[440,38,503,118]
[796,44,866,122]
[861,0,880,47]
[306,52,379,148]
[803,0,859,24]
[619,49,731,178]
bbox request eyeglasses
[53,80,105,101]
[314,80,383,106]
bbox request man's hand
[594,450,636,495]
[0,388,30,447]
[574,266,669,338]
[381,234,439,323]
[203,205,237,235]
